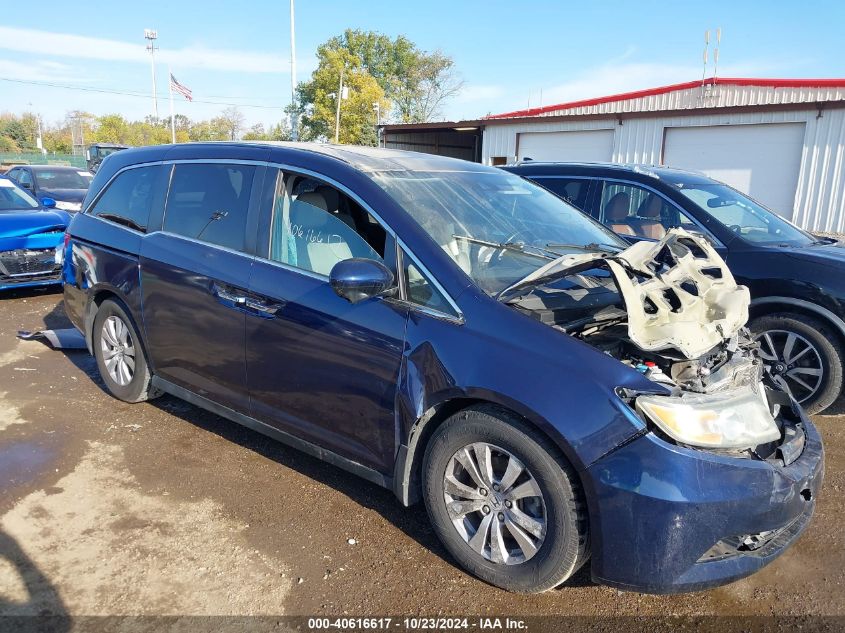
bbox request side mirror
[41,197,57,208]
[21,181,33,189]
[329,258,395,304]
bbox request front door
[246,169,408,472]
[141,161,263,413]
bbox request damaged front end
[0,211,69,290]
[505,228,801,462]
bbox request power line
[0,76,285,110]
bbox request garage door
[517,129,614,162]
[663,123,805,219]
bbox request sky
[2,0,844,130]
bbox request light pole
[372,102,380,147]
[289,0,298,141]
[334,64,346,144]
[144,29,159,119]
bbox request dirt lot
[0,287,843,622]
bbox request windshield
[34,169,93,190]
[675,182,813,247]
[372,168,625,294]
[0,179,39,210]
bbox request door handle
[244,297,284,317]
[212,283,247,306]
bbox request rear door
[140,161,264,414]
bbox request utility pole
[372,102,381,147]
[334,64,345,144]
[145,29,159,119]
[289,0,298,141]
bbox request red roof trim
[484,77,845,120]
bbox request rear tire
[92,299,155,403]
[422,405,589,593]
[749,312,843,414]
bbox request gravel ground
[0,287,843,624]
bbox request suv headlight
[636,386,781,449]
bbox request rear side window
[163,163,256,252]
[533,177,591,211]
[90,166,159,232]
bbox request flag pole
[168,66,176,144]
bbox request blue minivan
[62,143,823,594]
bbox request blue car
[61,143,822,594]
[0,176,70,291]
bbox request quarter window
[403,251,459,318]
[268,170,387,277]
[90,166,159,232]
[163,163,256,251]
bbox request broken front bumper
[0,248,62,290]
[584,409,823,594]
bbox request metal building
[383,78,845,232]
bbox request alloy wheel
[756,329,824,404]
[443,442,547,565]
[100,315,136,387]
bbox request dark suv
[61,143,822,594]
[504,162,845,414]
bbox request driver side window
[597,180,703,241]
[268,171,388,277]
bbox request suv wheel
[422,405,589,593]
[749,312,844,414]
[93,299,155,403]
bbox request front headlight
[54,201,81,211]
[636,386,781,449]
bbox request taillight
[63,232,71,248]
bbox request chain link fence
[0,152,87,170]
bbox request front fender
[392,294,653,505]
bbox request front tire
[422,405,589,593]
[92,299,154,403]
[749,312,843,414]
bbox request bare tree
[219,107,246,140]
[394,51,464,123]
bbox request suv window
[596,180,700,241]
[16,170,33,188]
[90,166,159,232]
[403,251,458,318]
[163,163,256,251]
[267,170,388,277]
[532,177,591,211]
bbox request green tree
[312,29,463,124]
[296,47,388,144]
[188,118,229,141]
[242,123,267,140]
[1,118,29,150]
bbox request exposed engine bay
[505,229,802,459]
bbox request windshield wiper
[545,242,623,254]
[496,251,615,303]
[452,235,557,260]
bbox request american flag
[170,74,193,102]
